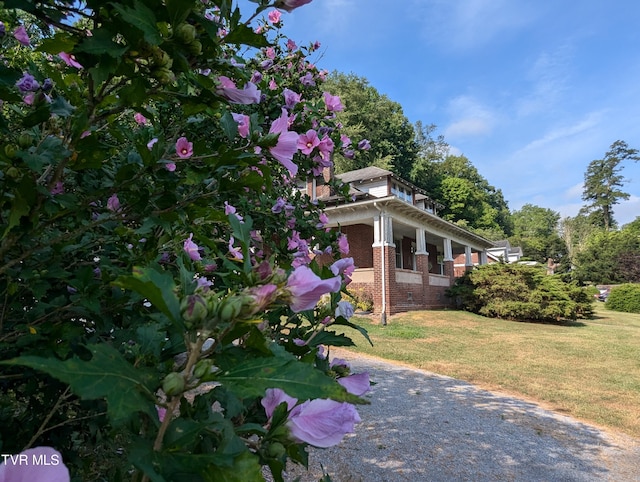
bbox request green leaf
[220,111,238,141]
[114,266,182,325]
[223,23,269,48]
[215,354,359,403]
[112,0,163,45]
[331,317,374,346]
[166,0,195,26]
[2,344,157,423]
[49,96,75,118]
[37,32,77,54]
[76,28,128,57]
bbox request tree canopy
[582,140,639,230]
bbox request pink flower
[268,79,278,90]
[217,76,261,104]
[337,233,350,254]
[249,284,278,312]
[283,88,301,109]
[261,388,361,448]
[224,201,243,221]
[287,39,298,51]
[107,193,121,212]
[265,47,276,59]
[13,26,30,46]
[323,92,344,112]
[317,135,334,158]
[184,233,202,261]
[337,372,370,396]
[147,138,158,150]
[228,236,243,260]
[23,93,35,105]
[268,9,282,23]
[232,113,250,138]
[165,162,176,172]
[286,265,341,312]
[59,52,83,69]
[300,72,315,86]
[288,398,361,448]
[156,406,167,422]
[262,388,298,418]
[340,134,352,147]
[176,136,193,158]
[275,0,313,12]
[0,446,70,482]
[134,112,148,125]
[298,129,320,155]
[50,181,64,195]
[269,108,299,177]
[330,257,355,277]
[358,139,371,150]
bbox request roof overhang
[324,196,496,250]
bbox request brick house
[305,166,495,320]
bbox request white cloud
[517,45,573,116]
[413,0,539,51]
[443,96,497,139]
[516,112,603,154]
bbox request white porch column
[372,212,394,247]
[480,251,488,265]
[415,228,428,255]
[372,214,382,247]
[443,238,454,261]
[465,245,473,267]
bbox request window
[391,183,412,203]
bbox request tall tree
[323,72,419,178]
[510,204,566,264]
[582,140,639,230]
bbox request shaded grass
[337,305,640,438]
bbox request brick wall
[342,224,374,268]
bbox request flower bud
[217,295,244,323]
[193,359,213,379]
[162,372,185,396]
[18,133,32,148]
[180,294,208,328]
[175,23,197,44]
[267,442,286,459]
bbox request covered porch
[324,197,494,316]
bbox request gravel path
[277,351,640,482]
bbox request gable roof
[336,166,393,183]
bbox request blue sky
[248,0,640,226]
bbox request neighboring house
[305,166,495,319]
[453,239,524,277]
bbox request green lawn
[337,304,640,438]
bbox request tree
[572,229,640,284]
[323,72,419,178]
[510,204,566,264]
[421,155,512,239]
[582,140,639,230]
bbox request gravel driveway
[279,351,640,482]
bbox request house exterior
[305,166,496,319]
[453,239,524,277]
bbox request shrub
[447,263,593,323]
[0,2,372,480]
[605,284,640,313]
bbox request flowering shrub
[0,2,371,480]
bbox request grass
[336,304,640,438]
